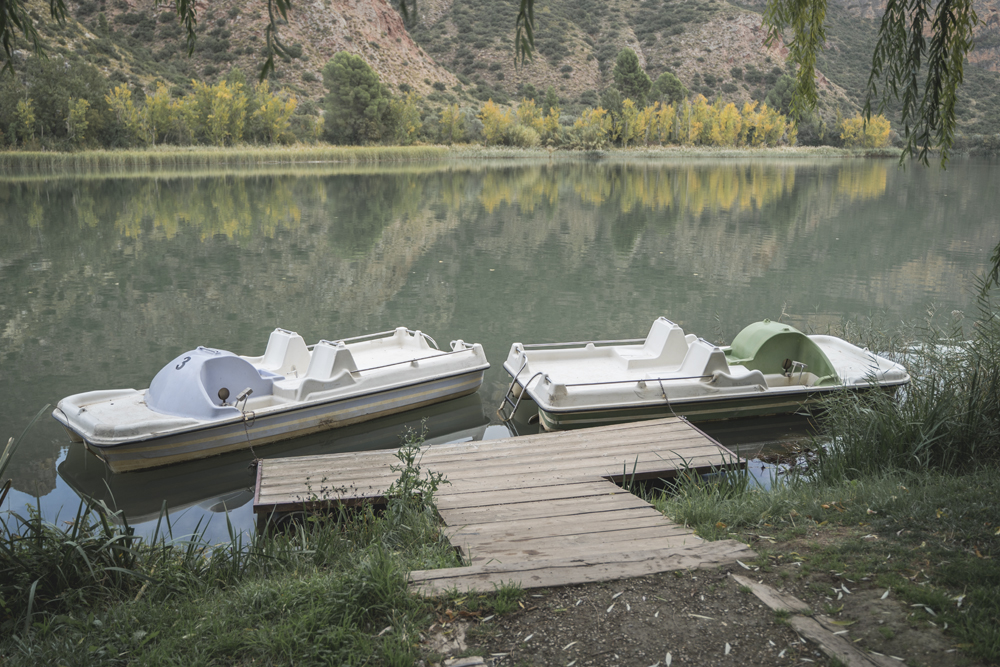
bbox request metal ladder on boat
[496,359,543,423]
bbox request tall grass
[0,145,449,176]
[0,433,460,665]
[814,285,1000,481]
[648,293,1000,663]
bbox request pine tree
[612,48,651,107]
[322,52,392,145]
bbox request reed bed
[649,290,1000,662]
[0,144,900,177]
[0,145,449,176]
[813,285,1000,481]
[445,144,898,160]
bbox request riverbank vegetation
[1,47,893,155]
[654,288,1000,662]
[0,145,448,175]
[0,432,476,665]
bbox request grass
[446,144,901,160]
[654,468,1000,662]
[649,291,1000,662]
[814,289,1000,481]
[0,145,450,176]
[0,431,481,666]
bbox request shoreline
[0,144,913,176]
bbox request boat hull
[535,384,895,431]
[58,370,485,473]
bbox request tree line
[2,48,890,151]
[0,58,308,150]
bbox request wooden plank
[444,511,683,541]
[256,417,698,472]
[452,520,697,549]
[729,575,898,667]
[254,418,721,475]
[789,616,900,667]
[409,539,756,594]
[439,493,651,525]
[256,449,731,504]
[451,522,695,547]
[457,532,704,563]
[730,574,812,614]
[256,434,722,488]
[435,480,622,509]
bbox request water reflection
[56,394,496,531]
[2,157,996,531]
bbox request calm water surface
[1,157,996,539]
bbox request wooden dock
[254,417,756,593]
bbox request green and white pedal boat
[54,327,489,472]
[499,318,909,431]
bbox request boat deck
[253,417,756,593]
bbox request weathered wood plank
[729,575,899,667]
[258,417,697,472]
[254,417,721,471]
[434,480,621,509]
[789,616,900,667]
[457,532,704,563]
[256,435,722,489]
[444,511,684,541]
[409,540,756,594]
[451,519,697,548]
[730,574,812,614]
[439,493,651,525]
[256,450,731,506]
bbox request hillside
[7,0,1000,137]
[404,0,1000,135]
[20,0,456,100]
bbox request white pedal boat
[499,318,909,430]
[53,327,489,472]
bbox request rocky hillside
[13,0,1000,135]
[403,0,1000,132]
[28,0,456,100]
[405,0,848,108]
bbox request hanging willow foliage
[764,0,977,167]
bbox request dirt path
[422,533,982,667]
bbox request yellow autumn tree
[840,113,892,148]
[540,108,561,145]
[191,80,248,146]
[479,100,515,146]
[739,101,759,146]
[251,81,298,144]
[652,101,677,145]
[635,103,656,146]
[439,104,464,144]
[620,98,641,147]
[515,98,545,134]
[710,102,742,147]
[689,95,715,145]
[571,107,610,149]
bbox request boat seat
[709,364,767,389]
[258,328,312,378]
[616,318,691,370]
[677,339,730,378]
[281,341,359,401]
[305,340,358,378]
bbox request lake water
[2,156,996,541]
